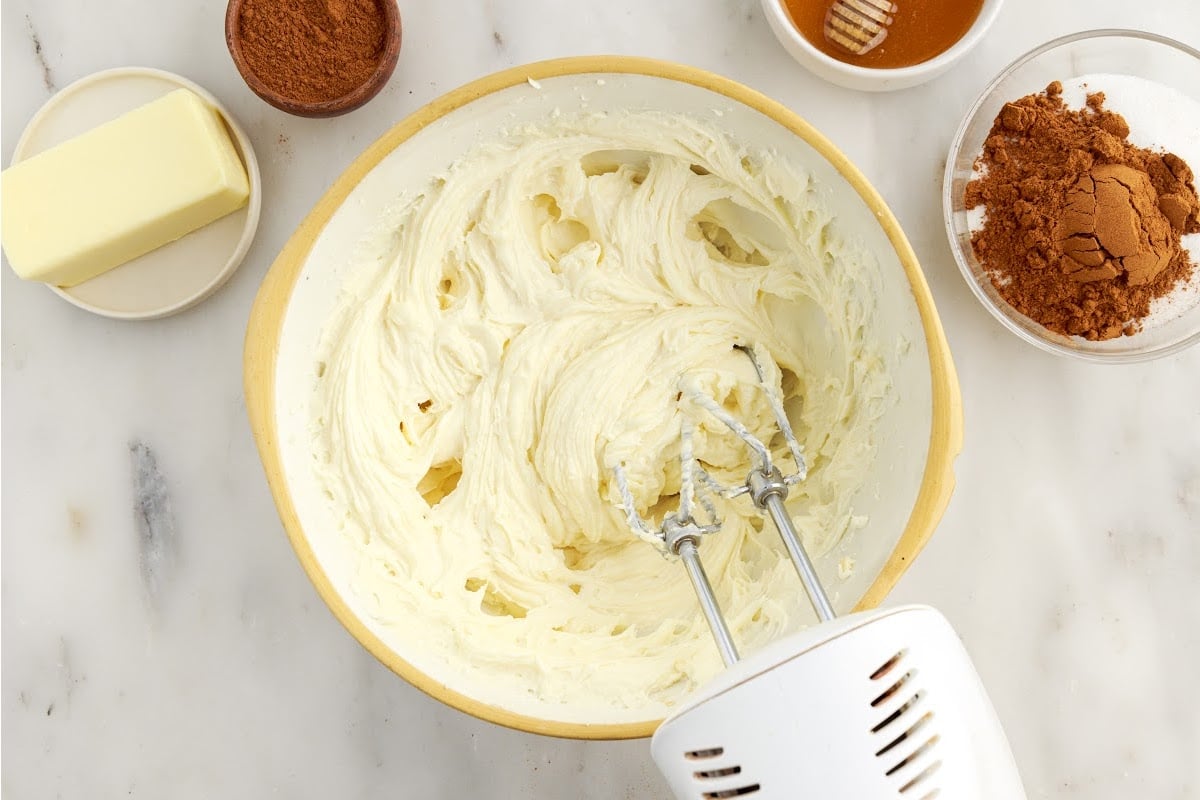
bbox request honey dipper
[824,0,898,56]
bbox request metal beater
[616,345,1027,800]
[615,344,833,666]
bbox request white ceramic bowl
[244,57,962,739]
[760,0,1005,92]
[944,30,1200,362]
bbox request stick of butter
[1,89,250,287]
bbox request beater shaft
[765,493,836,623]
[676,536,740,666]
[747,465,836,622]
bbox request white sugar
[1059,74,1200,168]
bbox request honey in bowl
[784,0,984,69]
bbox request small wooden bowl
[225,0,401,118]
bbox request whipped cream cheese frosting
[312,112,890,717]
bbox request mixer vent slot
[685,747,725,760]
[875,711,933,757]
[871,669,915,707]
[870,649,906,680]
[886,735,939,776]
[871,691,923,733]
[701,785,760,798]
[685,748,759,798]
[898,761,942,793]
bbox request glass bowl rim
[942,28,1200,363]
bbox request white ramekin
[760,0,1005,92]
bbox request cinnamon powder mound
[238,0,386,104]
[965,81,1200,341]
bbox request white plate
[10,67,262,320]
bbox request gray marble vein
[22,12,54,92]
[130,441,177,609]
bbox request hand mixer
[615,345,1026,800]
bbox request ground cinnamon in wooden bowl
[226,0,401,118]
[965,81,1200,341]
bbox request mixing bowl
[944,30,1200,362]
[244,57,962,738]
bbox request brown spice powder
[238,0,386,104]
[965,81,1200,341]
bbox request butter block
[1,89,250,287]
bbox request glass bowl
[943,30,1200,362]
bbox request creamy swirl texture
[313,112,889,717]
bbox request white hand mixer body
[652,606,1026,799]
[615,345,1026,799]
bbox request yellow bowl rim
[243,55,964,741]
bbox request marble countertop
[2,0,1197,797]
